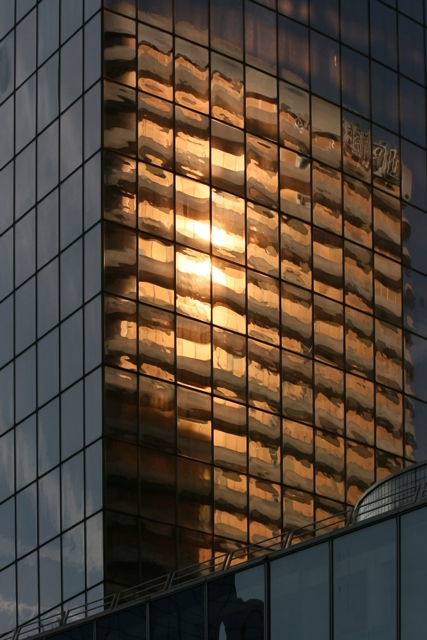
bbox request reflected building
[1,0,427,632]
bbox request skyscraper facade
[1,0,427,632]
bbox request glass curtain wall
[102,0,427,590]
[0,0,103,631]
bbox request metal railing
[4,462,427,640]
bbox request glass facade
[0,0,103,631]
[102,0,427,593]
[2,0,427,630]
[8,502,427,640]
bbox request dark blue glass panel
[341,47,370,118]
[0,364,14,436]
[371,62,399,133]
[15,146,35,220]
[370,1,397,69]
[0,498,15,569]
[0,429,14,502]
[334,519,396,640]
[15,277,36,354]
[401,506,427,638]
[401,140,427,211]
[404,396,427,461]
[0,162,14,235]
[310,0,338,38]
[340,0,369,53]
[211,0,243,60]
[60,239,83,320]
[60,30,83,111]
[402,205,427,275]
[16,482,37,557]
[398,0,423,22]
[278,16,309,89]
[208,566,264,640]
[400,78,426,146]
[399,15,424,83]
[62,525,85,599]
[37,328,60,406]
[151,586,204,640]
[405,331,427,402]
[61,0,83,42]
[310,32,340,104]
[16,9,36,86]
[15,75,36,152]
[245,0,277,75]
[50,623,93,640]
[37,259,59,338]
[15,346,36,423]
[17,551,38,624]
[175,0,208,47]
[39,537,61,613]
[138,0,172,31]
[0,0,14,39]
[38,398,60,475]
[37,120,59,201]
[38,54,59,132]
[61,381,84,459]
[0,566,16,631]
[0,228,13,301]
[38,0,59,64]
[271,543,329,640]
[97,606,146,640]
[0,295,13,367]
[60,100,83,180]
[0,97,13,170]
[38,468,60,544]
[15,414,36,490]
[404,268,427,338]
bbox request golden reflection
[346,441,374,505]
[176,317,211,392]
[281,215,312,289]
[212,189,246,264]
[248,202,279,276]
[315,430,345,502]
[214,468,247,542]
[281,282,312,356]
[249,478,281,543]
[346,374,374,445]
[376,386,403,456]
[176,247,211,322]
[138,23,173,100]
[375,319,403,391]
[177,387,211,463]
[246,134,279,209]
[283,419,314,492]
[280,148,311,222]
[138,235,174,309]
[175,176,210,251]
[344,176,372,248]
[138,304,174,382]
[175,105,209,181]
[315,362,344,435]
[213,398,246,471]
[279,81,310,155]
[211,52,244,128]
[283,488,314,531]
[138,163,174,239]
[249,409,280,482]
[213,328,246,403]
[212,258,246,334]
[248,271,280,345]
[175,38,209,114]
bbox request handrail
[3,462,427,640]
